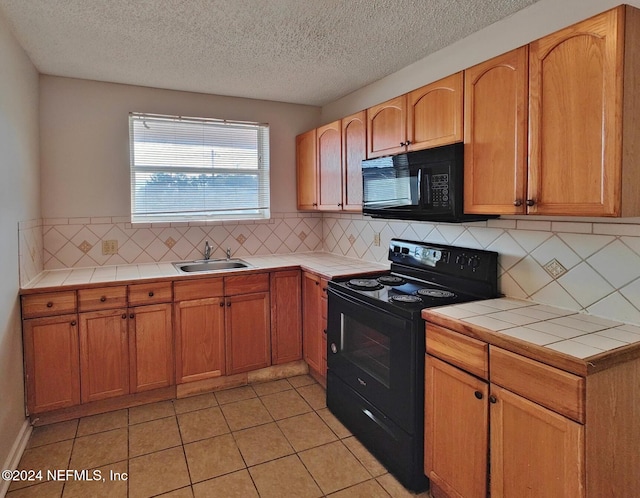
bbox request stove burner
[416,289,456,299]
[347,279,384,291]
[377,275,406,286]
[390,294,423,304]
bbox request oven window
[341,315,391,387]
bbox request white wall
[321,0,638,123]
[0,7,39,479]
[40,76,320,218]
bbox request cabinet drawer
[225,273,269,295]
[129,281,172,306]
[174,278,223,301]
[78,286,127,312]
[490,346,585,423]
[426,323,488,380]
[22,291,77,318]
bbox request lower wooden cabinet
[270,270,302,365]
[425,355,488,498]
[22,314,80,413]
[79,309,130,403]
[225,291,271,375]
[302,271,328,384]
[129,303,174,393]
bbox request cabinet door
[225,292,271,375]
[341,111,365,211]
[408,72,463,151]
[367,95,407,158]
[23,314,80,413]
[302,272,322,374]
[174,297,225,383]
[425,355,488,498]
[296,129,318,209]
[490,385,584,498]
[270,270,302,365]
[129,303,173,393]
[79,309,129,403]
[464,47,528,214]
[529,7,622,216]
[317,121,343,210]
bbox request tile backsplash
[19,211,640,325]
[323,214,640,325]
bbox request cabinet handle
[121,313,127,319]
[46,302,53,308]
[130,313,135,319]
[526,199,535,207]
[513,199,522,207]
[70,320,77,326]
[312,203,318,207]
[100,296,106,302]
[400,141,405,147]
[219,302,224,307]
[474,391,483,400]
[315,281,319,286]
[227,302,231,307]
[337,203,342,207]
[489,395,497,404]
[405,140,411,146]
[148,291,154,297]
[323,329,327,335]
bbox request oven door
[327,287,419,432]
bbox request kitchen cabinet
[367,95,407,158]
[174,278,226,383]
[270,270,302,365]
[341,111,366,211]
[78,283,174,402]
[464,47,529,215]
[22,313,80,414]
[302,271,324,381]
[317,120,343,210]
[367,73,463,159]
[527,5,640,216]
[424,316,640,498]
[407,72,463,151]
[296,128,317,209]
[79,308,130,403]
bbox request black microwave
[362,142,496,223]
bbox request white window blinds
[129,113,270,223]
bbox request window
[129,112,270,223]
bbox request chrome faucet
[226,247,231,260]
[204,241,211,260]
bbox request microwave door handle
[417,169,421,204]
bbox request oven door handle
[362,408,399,440]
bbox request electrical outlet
[102,240,119,255]
[373,233,381,246]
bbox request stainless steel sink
[173,259,253,273]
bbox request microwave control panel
[430,173,450,208]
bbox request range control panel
[388,238,498,285]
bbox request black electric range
[326,239,499,492]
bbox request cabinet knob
[474,391,483,400]
[323,329,327,335]
[405,140,411,146]
[100,296,106,302]
[227,302,231,307]
[489,395,497,404]
[121,313,127,319]
[315,281,319,286]
[46,302,53,308]
[526,199,535,207]
[312,203,318,207]
[148,291,154,297]
[337,203,342,207]
[70,320,77,326]
[130,313,135,319]
[219,302,224,307]
[400,141,405,147]
[513,199,522,207]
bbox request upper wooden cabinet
[366,95,407,158]
[367,73,464,159]
[528,5,640,217]
[296,128,317,210]
[407,72,463,151]
[317,121,343,210]
[464,47,529,215]
[341,111,366,211]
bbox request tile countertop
[21,252,389,292]
[422,297,640,376]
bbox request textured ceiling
[0,0,540,106]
